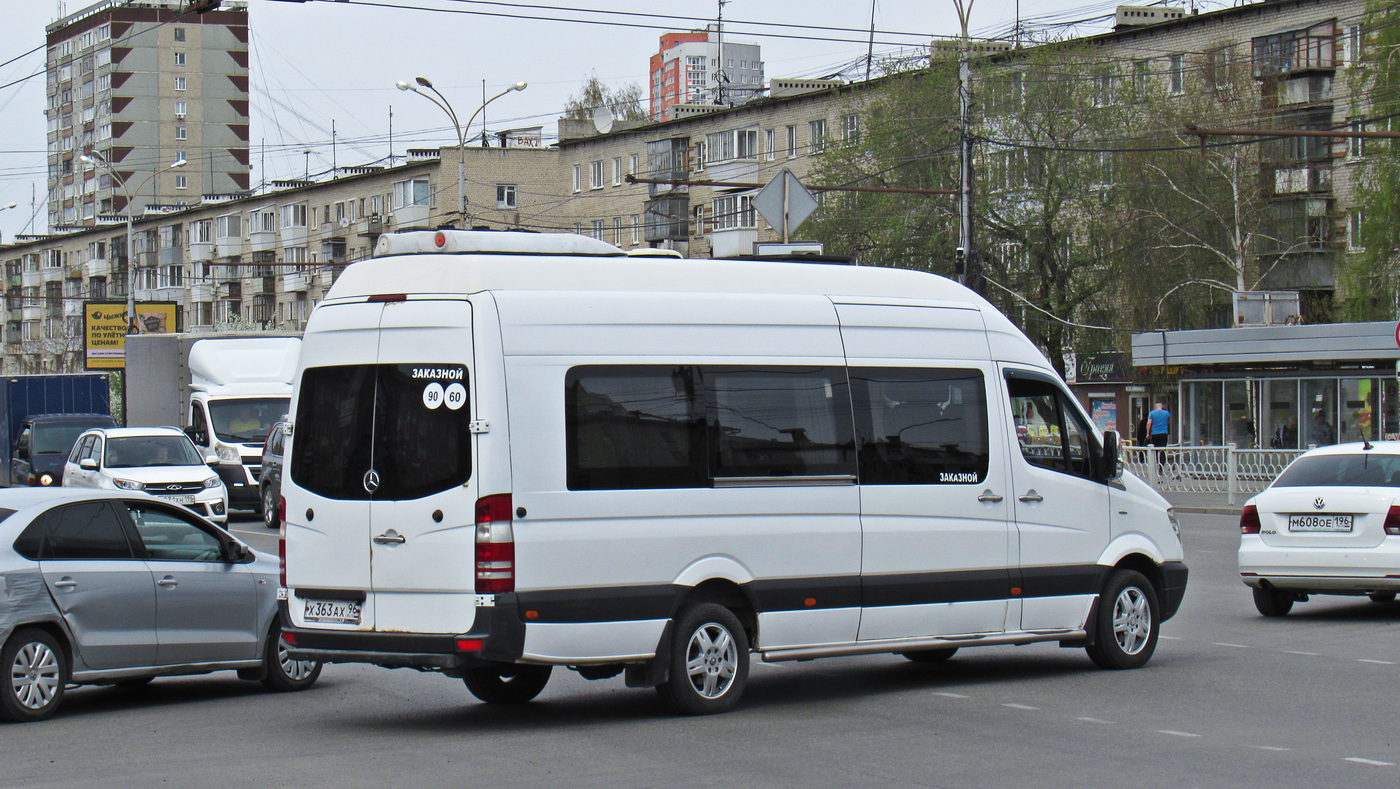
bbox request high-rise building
[45,1,250,231]
[649,26,762,121]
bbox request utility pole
[954,0,983,295]
[716,0,728,106]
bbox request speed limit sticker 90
[408,365,467,410]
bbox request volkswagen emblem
[1313,497,1325,510]
[363,469,380,494]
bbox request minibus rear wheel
[1085,569,1159,670]
[462,663,552,705]
[656,603,750,715]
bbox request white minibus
[280,230,1186,715]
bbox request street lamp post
[396,77,526,227]
[78,152,186,333]
[0,202,17,245]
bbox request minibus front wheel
[656,603,750,715]
[1085,569,1160,670]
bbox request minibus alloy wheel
[462,663,552,704]
[657,603,750,715]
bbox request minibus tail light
[475,494,514,594]
[278,519,287,588]
[1240,505,1261,535]
[1384,506,1400,536]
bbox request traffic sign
[753,169,819,241]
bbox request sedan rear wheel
[260,630,321,692]
[2,628,68,723]
[1253,586,1294,617]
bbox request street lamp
[77,152,186,334]
[396,77,526,226]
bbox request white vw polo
[1238,441,1400,616]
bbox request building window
[1349,210,1364,250]
[589,160,604,189]
[590,219,605,240]
[1346,25,1363,66]
[1169,54,1185,94]
[629,153,639,178]
[612,157,622,186]
[765,129,775,160]
[631,214,641,245]
[99,23,111,40]
[695,141,706,171]
[174,101,186,118]
[572,164,582,193]
[174,51,186,67]
[280,202,308,228]
[842,114,860,144]
[712,194,756,231]
[613,217,623,244]
[174,27,185,42]
[496,184,517,209]
[391,178,429,208]
[174,76,186,91]
[175,126,187,140]
[174,175,187,190]
[785,125,796,158]
[809,119,827,154]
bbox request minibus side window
[566,366,706,490]
[850,367,989,485]
[704,366,855,479]
[291,365,377,500]
[1006,375,1098,479]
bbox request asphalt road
[3,511,1397,788]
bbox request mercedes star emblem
[363,469,380,494]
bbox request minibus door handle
[373,530,406,545]
[1018,490,1044,503]
[977,490,1003,503]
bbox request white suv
[62,427,229,524]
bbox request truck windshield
[208,398,289,443]
[106,435,205,467]
[33,424,96,455]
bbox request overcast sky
[0,0,1228,242]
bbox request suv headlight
[112,478,144,491]
[203,477,221,489]
[216,444,241,464]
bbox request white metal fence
[1122,445,1306,504]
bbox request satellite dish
[339,217,350,228]
[591,105,614,135]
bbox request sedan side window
[30,502,136,560]
[126,504,225,562]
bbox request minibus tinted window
[372,364,472,499]
[851,368,989,485]
[292,365,377,500]
[566,366,705,490]
[705,366,855,478]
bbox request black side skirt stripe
[516,565,1104,624]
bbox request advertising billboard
[83,301,178,370]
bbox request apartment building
[45,0,250,232]
[649,26,764,120]
[0,144,555,373]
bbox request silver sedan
[1,487,319,722]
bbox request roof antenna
[1362,435,1373,450]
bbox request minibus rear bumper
[278,595,527,671]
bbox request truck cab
[185,392,289,511]
[12,413,117,487]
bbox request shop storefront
[1067,351,1173,445]
[1132,322,1400,448]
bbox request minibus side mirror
[1100,430,1122,481]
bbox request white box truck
[126,333,301,514]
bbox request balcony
[190,283,214,302]
[281,272,309,292]
[84,257,108,278]
[710,228,759,258]
[217,236,243,258]
[249,229,277,253]
[64,299,83,318]
[392,203,430,230]
[158,247,183,267]
[188,241,214,262]
[359,215,384,237]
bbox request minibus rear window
[850,368,990,485]
[292,364,473,500]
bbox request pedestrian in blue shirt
[1147,403,1171,448]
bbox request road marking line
[1002,703,1038,710]
[1284,650,1319,656]
[1160,635,1182,640]
[1357,659,1396,665]
[932,692,968,699]
[1077,717,1114,724]
[1344,758,1395,767]
[1158,730,1201,738]
[1213,642,1249,649]
[1255,746,1291,752]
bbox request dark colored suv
[259,421,287,529]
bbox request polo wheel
[260,630,321,692]
[2,628,68,723]
[656,603,750,715]
[462,664,552,704]
[1253,586,1294,617]
[262,486,280,530]
[1086,570,1159,670]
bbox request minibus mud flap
[1059,596,1099,649]
[623,621,673,688]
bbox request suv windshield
[208,398,289,443]
[105,435,205,468]
[1272,453,1400,488]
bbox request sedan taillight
[1240,505,1261,535]
[1384,506,1400,536]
